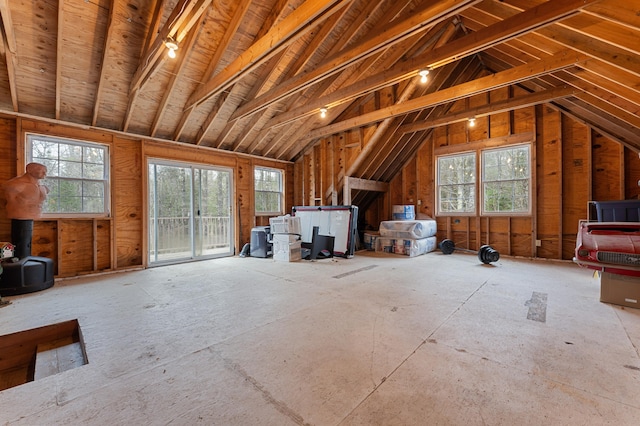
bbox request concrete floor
[1,250,639,425]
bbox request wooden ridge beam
[304,50,587,140]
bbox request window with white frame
[482,145,530,214]
[27,134,110,215]
[254,166,283,215]
[437,152,476,214]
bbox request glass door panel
[194,168,232,257]
[149,161,233,265]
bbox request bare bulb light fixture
[165,37,179,59]
[320,107,328,118]
[468,117,476,127]
[418,69,429,84]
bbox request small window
[255,167,283,215]
[482,145,530,214]
[437,152,476,214]
[27,134,110,216]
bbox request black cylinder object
[439,239,500,264]
[11,219,33,259]
[478,245,500,264]
[439,239,456,255]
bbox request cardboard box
[374,236,437,257]
[272,234,301,262]
[391,205,415,220]
[269,215,302,235]
[600,272,640,309]
[363,232,379,251]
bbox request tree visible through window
[482,145,530,213]
[27,134,109,215]
[255,167,283,215]
[437,152,476,214]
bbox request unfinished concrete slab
[0,251,638,425]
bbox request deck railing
[150,216,230,259]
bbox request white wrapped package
[375,236,437,257]
[378,220,437,239]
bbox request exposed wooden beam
[230,0,481,122]
[184,0,352,110]
[479,0,639,76]
[129,0,211,94]
[195,0,307,147]
[346,177,389,192]
[358,58,482,180]
[266,0,601,130]
[173,0,253,141]
[0,0,17,54]
[274,23,456,161]
[55,0,64,120]
[304,50,587,140]
[125,0,211,132]
[92,0,117,126]
[150,14,202,137]
[399,85,576,134]
[0,13,18,111]
[0,0,18,112]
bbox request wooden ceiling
[1,0,639,181]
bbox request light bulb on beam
[418,69,429,84]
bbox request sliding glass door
[148,160,233,265]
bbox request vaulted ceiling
[1,0,638,182]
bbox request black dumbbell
[438,239,500,264]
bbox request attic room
[1,0,640,423]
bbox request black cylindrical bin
[11,219,33,259]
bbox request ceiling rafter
[304,50,587,141]
[185,0,353,110]
[346,32,463,176]
[272,22,461,161]
[208,0,342,149]
[0,0,16,54]
[55,0,64,120]
[129,0,211,94]
[173,0,254,141]
[92,0,117,126]
[358,58,481,181]
[123,0,211,131]
[401,85,576,134]
[474,0,638,77]
[265,0,596,132]
[265,1,429,157]
[272,29,445,158]
[0,0,17,110]
[231,0,482,122]
[187,3,332,146]
[150,14,204,137]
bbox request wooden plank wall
[401,96,640,261]
[294,85,640,262]
[0,116,292,278]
